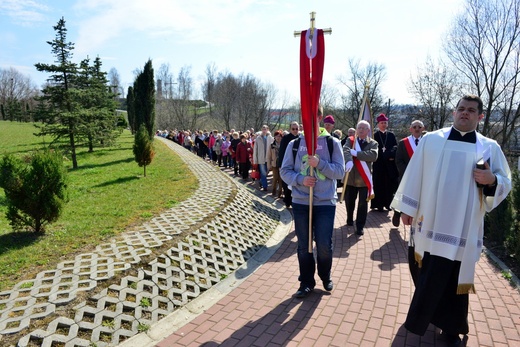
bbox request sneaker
[356,228,364,236]
[295,286,313,298]
[392,212,400,227]
[323,280,333,291]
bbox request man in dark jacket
[277,121,300,207]
[371,114,399,211]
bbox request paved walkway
[2,137,519,346]
[148,170,520,346]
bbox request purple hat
[376,113,389,123]
[323,115,335,124]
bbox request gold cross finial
[293,11,332,37]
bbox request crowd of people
[159,95,512,346]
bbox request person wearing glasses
[392,120,425,227]
[277,122,301,207]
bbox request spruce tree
[75,56,120,152]
[34,17,81,168]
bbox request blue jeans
[258,163,268,189]
[292,203,336,288]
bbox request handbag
[251,164,260,180]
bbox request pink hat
[376,113,388,123]
[323,115,335,124]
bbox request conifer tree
[133,124,155,177]
[133,60,155,139]
[34,17,81,168]
[127,86,136,134]
[75,56,120,152]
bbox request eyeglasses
[412,126,423,129]
[291,128,299,131]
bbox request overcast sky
[0,0,464,105]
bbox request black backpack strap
[326,136,333,160]
[292,136,334,162]
[292,137,301,163]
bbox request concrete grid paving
[0,137,288,346]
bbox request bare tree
[444,0,520,146]
[338,58,387,126]
[172,65,193,130]
[154,63,174,129]
[0,67,38,121]
[408,56,461,131]
[213,71,239,130]
[107,67,121,95]
[202,62,217,120]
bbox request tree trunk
[69,121,78,169]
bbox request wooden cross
[293,11,332,39]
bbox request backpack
[292,136,334,163]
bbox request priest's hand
[303,176,317,187]
[401,213,413,226]
[473,161,496,186]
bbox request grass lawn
[0,121,198,291]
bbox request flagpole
[295,12,330,253]
[339,82,370,203]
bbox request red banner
[300,29,325,156]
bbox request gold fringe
[366,193,375,202]
[414,252,423,268]
[457,283,476,295]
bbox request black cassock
[371,130,398,209]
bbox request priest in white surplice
[391,95,511,345]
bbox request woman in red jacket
[235,133,252,180]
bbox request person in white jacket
[253,125,274,191]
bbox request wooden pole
[294,11,331,253]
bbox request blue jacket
[280,134,345,206]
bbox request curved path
[144,144,519,346]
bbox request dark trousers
[292,203,336,288]
[233,158,238,175]
[405,253,469,336]
[239,161,250,179]
[223,155,229,168]
[281,181,292,207]
[345,185,368,230]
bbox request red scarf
[350,136,374,201]
[403,137,414,158]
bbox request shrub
[133,124,155,177]
[506,170,520,263]
[0,150,68,232]
[484,192,513,244]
